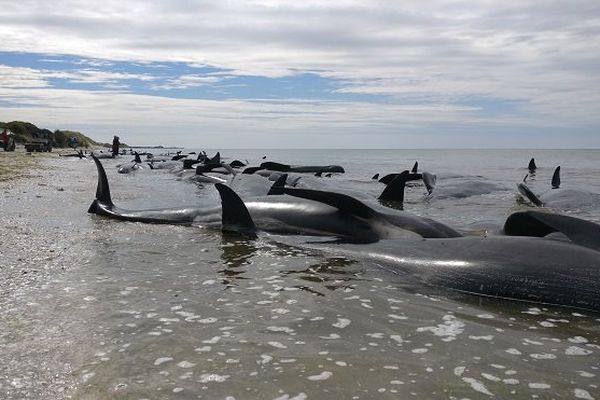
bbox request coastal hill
[0,120,125,148]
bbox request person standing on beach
[112,135,120,157]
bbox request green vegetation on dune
[0,120,113,148]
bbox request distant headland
[0,120,129,149]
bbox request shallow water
[1,149,599,399]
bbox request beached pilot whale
[518,166,600,210]
[300,236,600,312]
[117,153,146,174]
[214,186,600,312]
[243,161,345,175]
[89,155,460,242]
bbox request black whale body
[243,161,345,174]
[88,155,460,242]
[302,236,600,312]
[214,183,600,312]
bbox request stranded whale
[214,186,600,312]
[89,155,460,242]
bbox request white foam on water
[417,314,465,342]
[333,318,351,328]
[177,361,196,368]
[528,382,551,389]
[307,371,332,381]
[505,348,522,355]
[198,373,230,383]
[566,346,593,356]
[462,377,493,396]
[469,335,494,341]
[530,353,556,360]
[154,357,173,366]
[569,336,589,344]
[390,335,404,345]
[412,348,428,354]
[268,341,287,349]
[574,388,595,400]
[267,326,295,334]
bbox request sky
[1,1,599,148]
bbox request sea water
[0,149,598,399]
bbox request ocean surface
[1,149,599,399]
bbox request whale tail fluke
[268,174,288,195]
[528,158,537,172]
[215,183,257,239]
[551,166,561,189]
[411,161,418,173]
[517,183,544,207]
[378,170,409,205]
[89,154,114,213]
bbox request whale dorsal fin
[90,154,114,210]
[378,170,409,204]
[528,158,537,171]
[372,173,379,180]
[283,188,377,219]
[268,174,288,195]
[315,171,322,177]
[517,183,544,207]
[551,166,561,189]
[215,183,257,238]
[504,210,600,251]
[134,152,142,164]
[411,161,418,173]
[207,152,220,165]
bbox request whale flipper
[268,174,288,195]
[283,188,377,219]
[378,171,409,204]
[528,158,537,171]
[504,210,600,251]
[517,183,544,207]
[551,166,561,189]
[422,172,436,194]
[215,184,257,239]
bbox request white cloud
[0,0,599,146]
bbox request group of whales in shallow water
[83,151,600,312]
